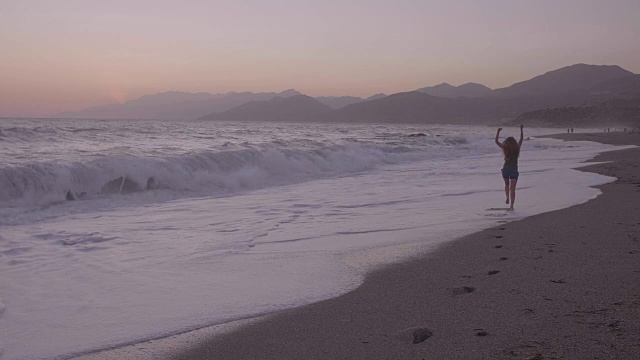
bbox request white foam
[0,134,480,221]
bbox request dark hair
[502,137,520,161]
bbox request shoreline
[75,132,640,360]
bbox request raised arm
[495,128,503,148]
[518,124,524,147]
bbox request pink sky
[1,0,639,117]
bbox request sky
[1,0,639,117]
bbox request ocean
[0,118,620,359]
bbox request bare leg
[503,178,509,204]
[509,178,518,209]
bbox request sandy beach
[76,132,640,360]
[170,132,640,360]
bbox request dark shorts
[501,167,519,179]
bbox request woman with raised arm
[495,125,524,210]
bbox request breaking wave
[0,143,440,208]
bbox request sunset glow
[1,0,639,116]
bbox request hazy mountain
[509,100,640,128]
[333,91,502,124]
[366,93,388,101]
[277,89,303,97]
[456,83,494,97]
[315,93,388,109]
[589,74,640,98]
[56,63,640,127]
[315,96,364,109]
[58,89,303,120]
[417,82,493,98]
[417,83,456,97]
[495,64,634,98]
[200,95,333,122]
[330,64,639,125]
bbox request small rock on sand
[412,328,433,344]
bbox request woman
[495,125,524,210]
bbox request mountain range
[416,82,493,98]
[315,93,388,109]
[204,95,334,122]
[59,64,640,127]
[58,89,304,120]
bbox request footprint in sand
[485,213,507,218]
[412,328,433,344]
[452,286,476,296]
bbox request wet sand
[78,132,640,360]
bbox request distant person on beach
[495,125,524,210]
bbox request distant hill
[508,97,640,128]
[511,106,640,128]
[316,96,364,109]
[495,64,634,98]
[417,82,493,98]
[199,63,640,126]
[497,66,640,129]
[200,95,333,122]
[332,64,639,125]
[366,93,387,101]
[316,93,388,109]
[416,83,456,97]
[56,63,640,127]
[589,74,640,98]
[58,89,303,120]
[333,91,502,124]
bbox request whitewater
[0,118,623,359]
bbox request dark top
[503,157,518,169]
